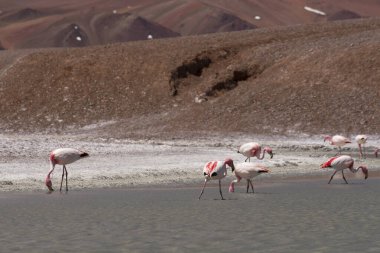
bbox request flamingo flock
[43,134,378,197]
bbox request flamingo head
[359,166,368,180]
[375,149,379,158]
[323,135,332,143]
[45,174,54,192]
[264,147,273,159]
[80,152,89,158]
[225,158,235,172]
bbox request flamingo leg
[64,165,68,192]
[358,144,363,160]
[338,146,342,155]
[198,179,208,200]
[363,145,366,159]
[219,180,225,200]
[342,170,348,184]
[328,170,338,184]
[60,166,65,192]
[245,157,249,162]
[249,180,255,193]
[246,180,249,193]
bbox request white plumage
[355,135,368,159]
[324,135,351,155]
[238,142,273,162]
[321,155,368,184]
[199,159,235,200]
[45,148,89,192]
[229,162,269,193]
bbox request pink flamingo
[323,135,351,155]
[45,148,89,192]
[320,155,368,184]
[229,162,269,193]
[199,159,235,200]
[355,135,368,159]
[237,142,273,162]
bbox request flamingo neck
[257,149,266,160]
[229,176,241,192]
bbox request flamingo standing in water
[198,159,235,200]
[45,148,89,192]
[355,134,367,159]
[229,162,269,193]
[323,135,351,155]
[237,142,273,162]
[320,155,368,184]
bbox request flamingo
[45,148,89,192]
[237,142,273,162]
[323,135,351,155]
[355,134,368,159]
[320,155,368,184]
[229,162,269,193]
[198,159,235,200]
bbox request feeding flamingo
[45,148,89,192]
[320,155,368,184]
[229,162,269,193]
[198,159,235,200]
[355,134,367,159]
[323,135,351,155]
[237,142,273,162]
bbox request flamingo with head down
[324,135,351,155]
[45,148,89,192]
[237,142,273,162]
[229,162,269,193]
[320,155,368,184]
[355,134,367,159]
[198,159,235,200]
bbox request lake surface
[0,177,379,253]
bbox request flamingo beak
[269,152,274,159]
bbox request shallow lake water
[0,177,379,253]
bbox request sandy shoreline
[0,133,379,192]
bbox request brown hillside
[1,0,380,49]
[0,19,379,138]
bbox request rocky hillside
[1,0,380,49]
[0,18,379,138]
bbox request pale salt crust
[0,133,379,191]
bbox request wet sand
[1,177,380,253]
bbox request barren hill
[1,0,380,49]
[0,18,379,138]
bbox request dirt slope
[1,0,380,49]
[0,18,379,138]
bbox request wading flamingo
[355,135,367,159]
[45,148,89,192]
[237,142,273,162]
[229,162,269,193]
[199,159,235,200]
[320,155,368,184]
[323,135,351,155]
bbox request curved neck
[46,162,55,180]
[257,149,266,160]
